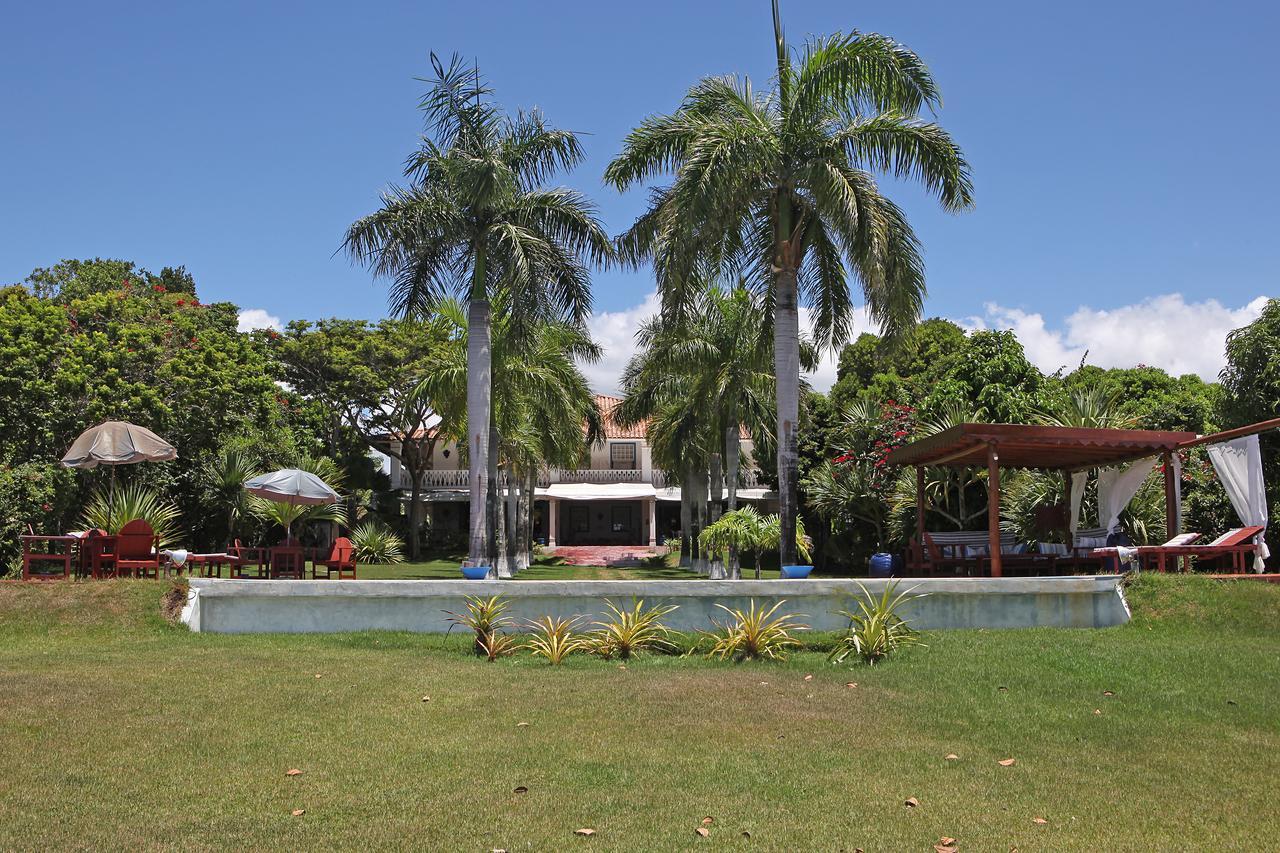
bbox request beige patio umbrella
[61,421,178,518]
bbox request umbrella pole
[109,466,116,531]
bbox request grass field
[1,574,1276,850]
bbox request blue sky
[2,1,1275,388]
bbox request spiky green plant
[477,630,520,662]
[704,600,808,661]
[82,484,181,548]
[828,581,926,666]
[444,595,513,657]
[523,615,589,665]
[350,520,406,564]
[589,599,678,660]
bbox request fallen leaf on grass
[516,721,529,727]
[617,664,627,671]
[701,817,714,826]
[997,758,1016,767]
[291,809,305,817]
[574,828,595,836]
[845,682,858,689]
[421,696,430,703]
[904,797,920,808]
[945,753,959,761]
[1032,816,1048,825]
[314,674,322,679]
[758,681,769,686]
[803,674,813,681]
[998,686,1008,692]
[934,842,958,853]
[1102,690,1114,697]
[740,831,752,839]
[285,768,303,777]
[513,786,528,794]
[695,827,710,838]
[939,837,956,845]
[1093,709,1102,715]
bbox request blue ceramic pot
[461,566,491,580]
[780,564,814,579]
[868,553,900,578]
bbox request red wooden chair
[82,528,118,578]
[115,519,161,579]
[312,537,357,579]
[1132,526,1265,573]
[228,539,268,578]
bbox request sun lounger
[1120,526,1265,573]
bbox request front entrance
[556,500,644,546]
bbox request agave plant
[350,520,405,564]
[82,484,181,547]
[828,581,926,666]
[589,599,678,660]
[444,595,513,657]
[704,599,807,661]
[523,615,589,665]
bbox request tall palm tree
[345,55,610,564]
[417,297,604,575]
[605,2,973,564]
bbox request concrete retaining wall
[182,576,1130,634]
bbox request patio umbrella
[243,468,340,540]
[61,421,178,519]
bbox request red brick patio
[546,545,663,567]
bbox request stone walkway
[547,545,663,567]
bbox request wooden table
[179,553,235,578]
[269,546,307,579]
[19,535,77,580]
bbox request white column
[547,498,558,547]
[647,498,657,547]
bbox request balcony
[404,467,766,491]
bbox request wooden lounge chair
[115,519,161,579]
[1130,526,1265,573]
[312,537,357,579]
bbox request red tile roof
[595,395,647,439]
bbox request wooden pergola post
[986,442,1002,578]
[1162,451,1178,538]
[915,466,926,546]
[1061,469,1073,543]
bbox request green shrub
[704,599,808,661]
[828,581,926,666]
[350,520,405,564]
[523,615,588,664]
[0,462,77,574]
[589,599,678,660]
[444,595,512,657]
[82,483,181,548]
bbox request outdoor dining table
[269,545,307,579]
[19,535,78,580]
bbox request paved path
[547,545,663,567]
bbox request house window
[610,442,637,470]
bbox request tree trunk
[725,426,741,580]
[502,475,518,578]
[774,267,801,566]
[487,424,502,574]
[710,452,723,522]
[516,472,533,573]
[466,298,491,566]
[693,468,709,575]
[408,471,424,561]
[679,467,693,568]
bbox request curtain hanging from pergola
[1206,435,1270,571]
[1097,457,1159,535]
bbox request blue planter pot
[868,552,901,578]
[461,566,491,580]
[780,564,813,579]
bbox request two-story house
[384,394,773,549]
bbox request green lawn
[0,574,1276,850]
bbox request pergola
[886,423,1197,577]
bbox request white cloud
[582,291,662,395]
[584,290,1270,395]
[583,291,876,395]
[236,308,283,333]
[971,294,1269,380]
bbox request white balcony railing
[405,467,766,491]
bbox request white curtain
[1069,470,1088,534]
[1207,435,1271,572]
[1096,457,1159,534]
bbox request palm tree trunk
[774,267,801,567]
[679,467,693,568]
[466,298,491,566]
[487,424,501,573]
[693,468,709,575]
[725,426,741,580]
[710,452,723,522]
[503,476,518,577]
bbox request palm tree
[605,2,973,564]
[345,54,610,564]
[417,297,604,575]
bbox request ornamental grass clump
[704,599,808,661]
[828,581,926,666]
[523,615,589,665]
[444,595,512,658]
[589,599,678,660]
